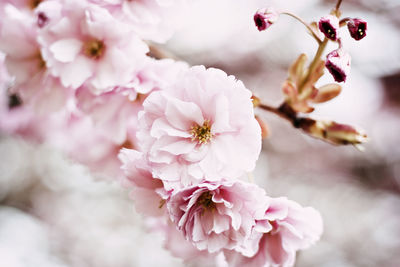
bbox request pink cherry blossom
[76,86,142,145]
[161,219,224,264]
[131,58,189,96]
[36,0,148,92]
[137,66,261,190]
[119,148,168,217]
[166,180,269,253]
[224,197,323,267]
[0,3,70,113]
[75,58,188,145]
[88,0,188,43]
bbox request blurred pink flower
[36,0,148,92]
[0,4,70,113]
[166,180,269,253]
[88,0,188,43]
[325,48,351,83]
[225,197,323,267]
[131,58,189,96]
[137,66,261,190]
[76,86,142,145]
[76,58,188,145]
[119,148,168,217]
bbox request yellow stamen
[190,120,213,145]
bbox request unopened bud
[325,48,351,83]
[254,7,279,31]
[311,83,342,103]
[347,18,367,41]
[318,15,340,41]
[298,118,367,146]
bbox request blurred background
[1,0,400,266]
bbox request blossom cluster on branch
[0,0,368,266]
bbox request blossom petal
[49,38,82,63]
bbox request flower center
[83,39,105,60]
[37,53,46,69]
[255,16,265,28]
[198,192,215,212]
[322,23,336,39]
[30,0,42,9]
[190,120,213,145]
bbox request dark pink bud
[318,15,339,41]
[325,49,351,83]
[347,18,367,41]
[254,7,279,31]
[37,12,48,28]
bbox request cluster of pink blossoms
[120,65,323,265]
[0,0,188,176]
[0,1,324,266]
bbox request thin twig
[336,0,343,11]
[281,12,323,44]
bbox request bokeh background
[1,0,400,266]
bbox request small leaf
[311,83,342,103]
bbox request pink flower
[325,48,351,83]
[137,66,261,189]
[76,86,142,145]
[36,0,148,92]
[224,197,323,267]
[131,58,189,96]
[254,7,279,31]
[75,58,188,145]
[162,220,222,264]
[88,0,188,43]
[119,149,168,217]
[166,180,269,253]
[347,18,367,41]
[0,3,70,113]
[318,15,340,41]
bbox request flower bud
[347,18,367,41]
[297,118,368,146]
[318,15,339,41]
[254,7,279,31]
[325,48,351,83]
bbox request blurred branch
[257,102,367,147]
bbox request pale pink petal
[49,38,82,63]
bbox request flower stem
[297,37,328,100]
[280,12,323,44]
[336,0,343,11]
[258,103,295,123]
